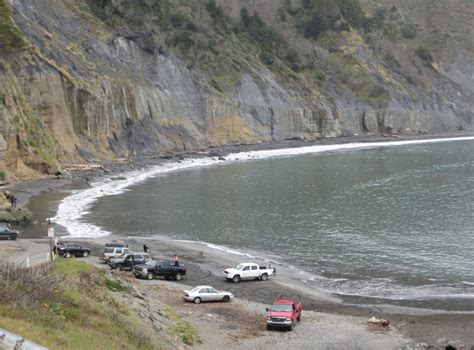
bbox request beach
[2,132,474,349]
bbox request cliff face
[0,0,472,179]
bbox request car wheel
[194,297,201,304]
[288,323,294,331]
[261,273,268,281]
[83,251,89,257]
[146,273,153,280]
[10,234,17,241]
[65,252,71,258]
[223,295,230,302]
[232,275,241,283]
[175,273,182,281]
[117,264,123,271]
[297,313,301,322]
[266,324,271,331]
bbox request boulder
[363,109,379,134]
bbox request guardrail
[0,329,48,350]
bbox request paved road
[1,239,51,267]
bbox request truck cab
[266,297,302,330]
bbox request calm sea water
[83,140,474,306]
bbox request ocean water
[54,138,474,308]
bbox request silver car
[182,285,234,304]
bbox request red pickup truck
[266,297,302,330]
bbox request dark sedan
[57,243,91,258]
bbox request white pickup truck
[223,263,274,283]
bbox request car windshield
[271,304,293,312]
[145,260,157,267]
[188,287,202,293]
[235,264,245,270]
[104,248,114,253]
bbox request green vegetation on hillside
[78,0,465,108]
[289,0,365,39]
[0,260,199,349]
[0,0,26,51]
[0,260,153,349]
[11,79,58,164]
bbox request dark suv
[133,260,186,281]
[108,253,152,270]
[57,243,91,258]
[0,225,19,240]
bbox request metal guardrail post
[0,329,48,350]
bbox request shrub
[400,24,417,39]
[238,8,300,69]
[364,7,387,31]
[0,262,65,306]
[167,30,195,51]
[206,0,230,33]
[415,46,433,62]
[338,0,365,28]
[105,278,126,292]
[0,0,26,51]
[0,207,33,223]
[294,0,365,39]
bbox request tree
[240,7,251,28]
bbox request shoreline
[3,131,474,346]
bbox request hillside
[0,259,200,349]
[0,0,472,179]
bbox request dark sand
[3,132,474,348]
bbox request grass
[105,278,127,292]
[162,305,201,345]
[0,260,155,349]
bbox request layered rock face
[0,0,472,179]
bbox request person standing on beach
[174,254,179,266]
[53,237,59,254]
[10,195,17,208]
[143,244,149,253]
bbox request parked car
[0,225,19,240]
[223,263,274,283]
[57,243,91,258]
[108,253,152,270]
[133,260,186,281]
[182,285,233,304]
[100,246,131,262]
[266,296,302,330]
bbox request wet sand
[3,132,474,348]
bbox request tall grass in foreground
[0,260,155,349]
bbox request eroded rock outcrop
[0,0,472,179]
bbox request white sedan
[182,285,234,304]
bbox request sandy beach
[2,133,474,349]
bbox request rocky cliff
[0,0,472,180]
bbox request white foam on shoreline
[54,135,474,239]
[127,236,474,304]
[227,136,474,161]
[51,136,474,304]
[53,158,221,237]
